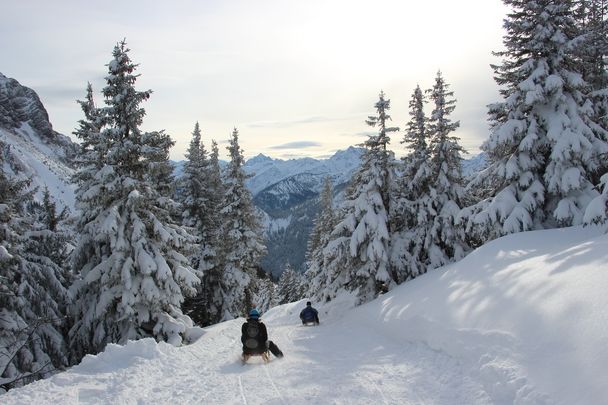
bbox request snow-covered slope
[462,152,487,178]
[0,126,76,209]
[5,224,607,404]
[0,73,77,209]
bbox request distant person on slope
[241,308,283,362]
[300,301,320,325]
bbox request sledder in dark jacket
[241,309,283,358]
[300,301,319,325]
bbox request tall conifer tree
[218,128,266,319]
[463,0,608,242]
[305,177,337,295]
[318,92,398,304]
[426,72,468,268]
[69,40,199,358]
[390,85,433,281]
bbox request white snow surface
[4,225,608,404]
[0,125,75,209]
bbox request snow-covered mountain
[245,148,363,276]
[462,152,487,178]
[244,146,363,196]
[5,224,607,404]
[0,73,77,209]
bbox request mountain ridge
[0,72,77,209]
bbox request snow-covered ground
[4,225,608,404]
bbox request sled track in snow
[237,375,248,405]
[263,363,286,404]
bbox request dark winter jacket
[241,319,268,353]
[300,307,319,324]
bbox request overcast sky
[0,0,508,160]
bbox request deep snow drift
[4,225,608,404]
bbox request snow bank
[351,225,608,404]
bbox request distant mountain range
[0,71,488,278]
[244,147,364,277]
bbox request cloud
[247,115,348,129]
[269,141,322,150]
[354,131,376,137]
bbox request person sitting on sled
[299,301,320,325]
[241,308,283,361]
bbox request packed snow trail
[0,305,508,404]
[3,302,541,404]
[4,225,608,404]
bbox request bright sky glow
[0,0,508,160]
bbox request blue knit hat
[249,309,260,319]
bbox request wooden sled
[242,351,270,364]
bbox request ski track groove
[263,363,286,404]
[238,375,248,405]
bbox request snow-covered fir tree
[218,128,266,320]
[195,139,226,324]
[583,172,608,224]
[180,123,219,326]
[462,0,608,243]
[574,0,608,146]
[578,1,608,228]
[144,130,178,201]
[305,177,337,296]
[318,92,398,304]
[72,82,105,187]
[276,264,305,305]
[425,71,468,268]
[181,128,226,326]
[181,122,209,231]
[251,275,277,313]
[0,144,70,390]
[69,40,200,360]
[390,85,434,282]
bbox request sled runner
[242,351,270,364]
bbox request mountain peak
[0,72,56,140]
[329,146,364,161]
[247,153,274,164]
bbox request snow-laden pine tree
[0,144,70,390]
[305,177,337,296]
[318,92,398,304]
[180,123,218,326]
[196,139,226,324]
[276,264,305,305]
[251,275,277,313]
[72,82,105,189]
[69,40,199,359]
[578,1,608,228]
[462,0,608,242]
[181,130,226,326]
[218,128,266,320]
[181,122,209,231]
[425,72,468,268]
[574,0,608,148]
[390,85,434,282]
